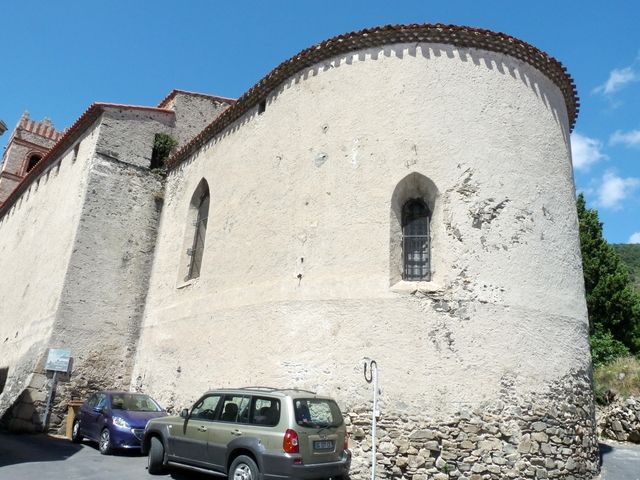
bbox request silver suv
[142,387,351,479]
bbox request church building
[0,24,598,479]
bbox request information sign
[45,348,71,373]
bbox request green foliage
[612,243,640,291]
[577,194,640,354]
[151,133,178,170]
[593,356,640,404]
[590,330,630,367]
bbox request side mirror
[180,408,189,419]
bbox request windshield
[294,398,343,428]
[110,393,162,412]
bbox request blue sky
[1,0,638,243]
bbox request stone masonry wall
[1,98,230,432]
[165,92,233,148]
[0,175,20,203]
[0,127,96,427]
[42,154,165,433]
[345,372,598,480]
[1,152,165,433]
[0,109,169,432]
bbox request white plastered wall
[132,43,587,417]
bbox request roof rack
[239,386,318,395]
[238,386,279,391]
[286,388,317,395]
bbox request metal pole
[364,359,379,480]
[42,370,58,432]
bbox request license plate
[313,440,334,451]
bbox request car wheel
[71,420,83,443]
[99,428,112,455]
[147,437,165,475]
[229,455,259,480]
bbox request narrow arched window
[26,154,42,173]
[402,199,430,281]
[188,186,210,279]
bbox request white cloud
[596,171,640,209]
[610,129,640,148]
[570,132,607,171]
[629,232,640,244]
[593,66,638,95]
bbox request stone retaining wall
[598,397,640,443]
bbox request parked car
[142,387,351,479]
[71,391,167,454]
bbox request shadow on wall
[0,368,7,394]
[0,388,43,433]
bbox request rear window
[294,398,343,428]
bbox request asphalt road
[0,433,210,480]
[600,441,640,480]
[1,433,639,479]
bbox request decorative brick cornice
[167,23,579,170]
[17,112,63,141]
[7,137,52,152]
[0,171,22,182]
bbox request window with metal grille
[187,190,209,279]
[402,199,430,281]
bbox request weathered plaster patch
[471,198,510,229]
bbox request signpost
[363,359,380,480]
[42,348,71,431]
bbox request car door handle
[231,429,242,436]
[197,425,207,432]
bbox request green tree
[589,330,629,366]
[612,243,640,291]
[577,193,640,353]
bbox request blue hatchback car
[71,391,167,454]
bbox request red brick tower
[0,112,63,205]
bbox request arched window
[390,172,437,285]
[26,153,43,173]
[402,199,431,281]
[187,184,210,279]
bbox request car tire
[229,455,259,480]
[147,437,165,475]
[99,428,112,455]
[70,420,83,443]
